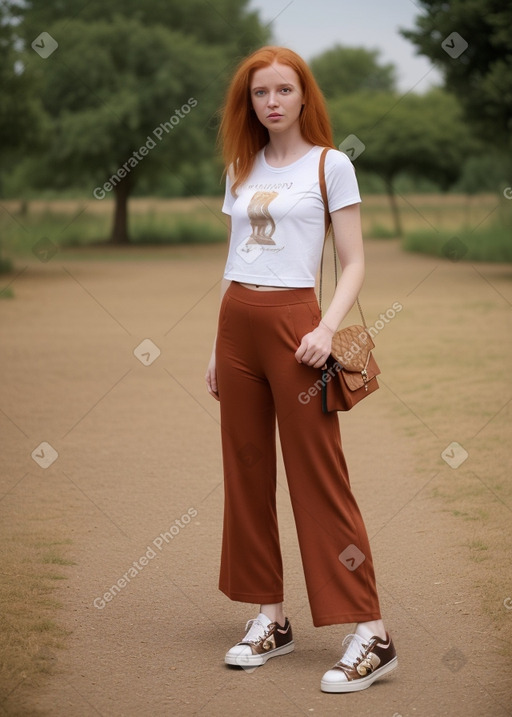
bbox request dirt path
[1,241,511,716]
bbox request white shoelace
[338,633,369,667]
[242,617,270,645]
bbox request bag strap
[318,147,367,329]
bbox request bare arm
[319,203,364,332]
[295,203,364,368]
[206,217,232,400]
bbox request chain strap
[318,147,367,329]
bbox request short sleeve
[325,150,361,212]
[222,168,235,215]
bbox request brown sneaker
[321,632,397,692]
[225,612,294,667]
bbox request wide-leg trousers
[215,281,381,626]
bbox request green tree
[8,0,269,243]
[311,45,396,98]
[401,1,512,149]
[0,3,47,269]
[0,4,47,185]
[330,89,477,235]
[15,0,267,61]
[456,153,511,195]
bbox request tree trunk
[385,177,402,238]
[110,178,132,244]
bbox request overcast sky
[248,0,442,93]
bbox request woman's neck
[264,127,314,167]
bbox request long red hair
[219,46,335,194]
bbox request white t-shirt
[222,145,361,288]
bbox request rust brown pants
[216,281,381,626]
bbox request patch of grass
[403,214,512,262]
[32,619,60,633]
[360,192,499,237]
[465,539,489,563]
[466,539,489,552]
[131,215,225,245]
[0,209,107,255]
[367,223,397,239]
[32,538,73,549]
[0,200,226,258]
[0,210,225,254]
[448,508,489,522]
[0,256,13,274]
[0,255,15,297]
[429,481,489,504]
[41,550,75,566]
[1,193,504,262]
[0,532,72,709]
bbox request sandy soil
[1,240,511,716]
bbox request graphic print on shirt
[246,191,278,245]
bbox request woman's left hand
[295,323,333,368]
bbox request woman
[205,46,397,693]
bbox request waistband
[226,281,317,307]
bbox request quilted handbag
[318,147,381,412]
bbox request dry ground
[0,239,511,716]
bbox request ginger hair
[219,46,335,194]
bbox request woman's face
[250,62,304,134]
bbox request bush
[403,224,512,262]
[367,224,397,239]
[130,215,225,244]
[0,256,13,274]
[0,207,226,257]
[454,154,512,195]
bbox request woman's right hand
[206,348,219,400]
